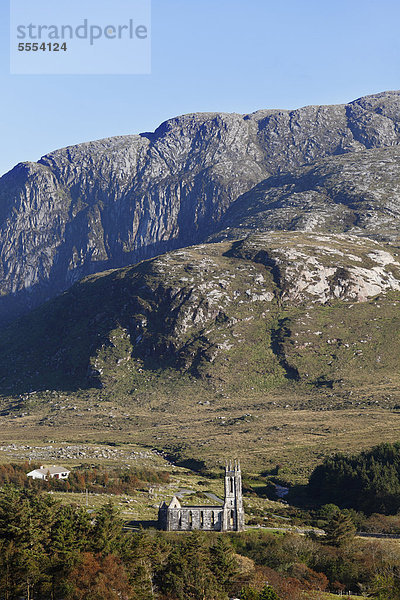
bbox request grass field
[2,401,400,485]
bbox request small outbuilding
[27,465,70,481]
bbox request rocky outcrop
[2,91,400,323]
[231,232,400,303]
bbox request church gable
[168,496,181,508]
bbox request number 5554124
[18,42,67,51]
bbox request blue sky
[1,0,400,176]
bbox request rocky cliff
[2,91,400,323]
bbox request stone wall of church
[167,506,223,531]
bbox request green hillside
[2,232,400,402]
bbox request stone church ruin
[158,460,244,531]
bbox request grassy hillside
[1,232,400,399]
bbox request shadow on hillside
[125,519,159,530]
[0,237,188,329]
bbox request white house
[27,465,70,481]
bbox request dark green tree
[0,487,54,599]
[240,587,259,600]
[48,504,93,599]
[324,511,356,547]
[259,584,281,600]
[0,540,21,600]
[209,536,238,592]
[91,502,123,554]
[161,532,225,600]
[308,442,400,514]
[122,530,168,600]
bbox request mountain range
[2,90,400,326]
[1,90,400,410]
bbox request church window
[200,511,204,527]
[189,511,193,528]
[230,510,234,526]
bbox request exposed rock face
[231,232,400,303]
[211,147,400,241]
[2,91,400,323]
[0,122,268,323]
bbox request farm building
[27,465,70,480]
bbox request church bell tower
[222,460,244,531]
